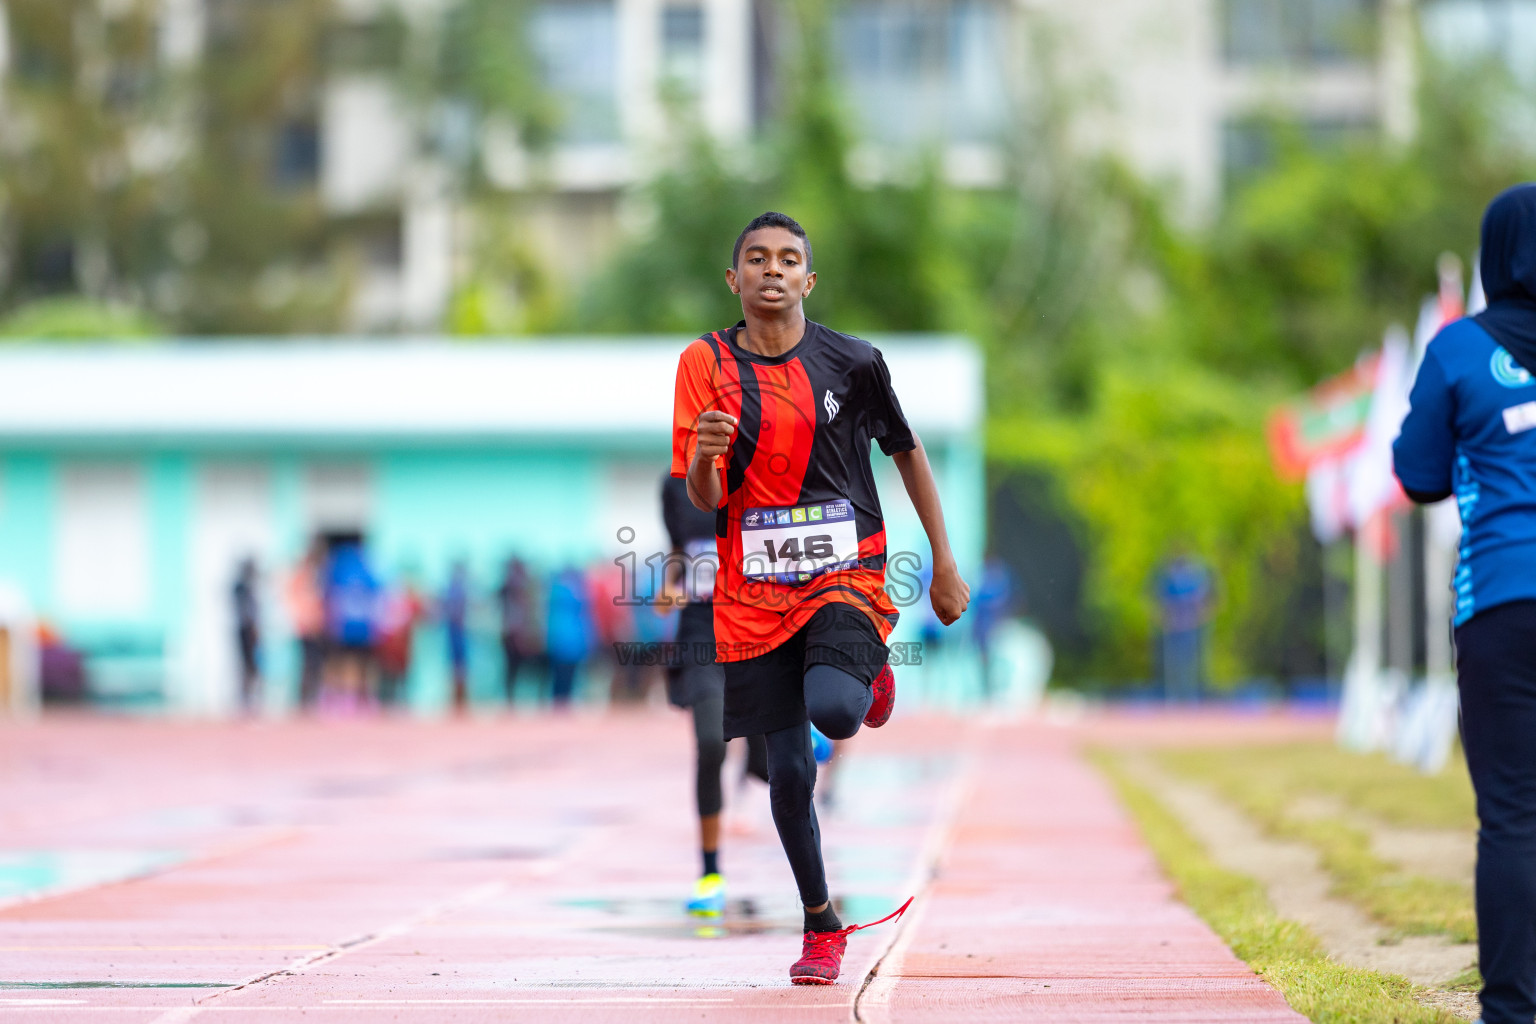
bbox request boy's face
[726,227,815,316]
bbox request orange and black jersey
[670,320,915,661]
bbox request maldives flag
[1344,327,1412,530]
[1268,334,1408,543]
[1267,355,1379,482]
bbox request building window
[661,3,706,98]
[834,0,1006,147]
[529,1,620,144]
[1221,116,1374,187]
[1223,0,1378,66]
[274,119,320,190]
[1422,0,1536,92]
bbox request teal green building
[0,339,984,715]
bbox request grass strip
[1444,966,1482,993]
[1161,746,1476,942]
[1164,743,1475,831]
[1092,750,1459,1024]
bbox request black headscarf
[1475,183,1536,376]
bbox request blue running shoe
[687,872,725,916]
[810,725,834,764]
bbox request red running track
[0,709,1311,1022]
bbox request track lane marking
[853,720,985,1023]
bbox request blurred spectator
[589,558,640,704]
[546,566,592,707]
[377,568,426,708]
[284,539,328,709]
[630,562,671,703]
[323,540,381,714]
[37,621,86,704]
[971,558,1017,699]
[232,557,262,714]
[442,561,472,713]
[1154,549,1213,702]
[496,557,537,703]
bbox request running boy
[671,211,970,984]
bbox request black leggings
[1457,600,1536,1024]
[765,663,873,907]
[691,692,768,818]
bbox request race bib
[739,499,860,585]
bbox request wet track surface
[0,710,1313,1021]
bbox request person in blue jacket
[323,540,381,712]
[545,566,592,707]
[1394,183,1536,1024]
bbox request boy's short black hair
[732,211,813,270]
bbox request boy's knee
[804,664,869,740]
[806,685,863,740]
[809,705,860,741]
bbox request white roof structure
[0,338,982,443]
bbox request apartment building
[321,0,1439,329]
[2,1,1528,330]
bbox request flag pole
[1339,512,1384,751]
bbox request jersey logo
[824,390,841,421]
[1491,348,1533,388]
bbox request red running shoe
[864,665,895,728]
[788,897,913,986]
[789,928,847,985]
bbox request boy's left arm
[891,433,970,625]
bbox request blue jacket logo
[1491,348,1533,388]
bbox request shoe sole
[790,975,836,985]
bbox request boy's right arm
[673,343,733,512]
[687,411,735,511]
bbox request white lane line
[853,721,984,1024]
[325,998,737,1005]
[144,1008,203,1024]
[144,881,509,1024]
[0,951,331,957]
[3,1005,819,1013]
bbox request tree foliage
[0,296,163,339]
[0,0,345,332]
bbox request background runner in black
[660,474,768,914]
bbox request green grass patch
[1162,743,1475,831]
[1443,966,1482,993]
[1093,751,1459,1024]
[1159,744,1476,942]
